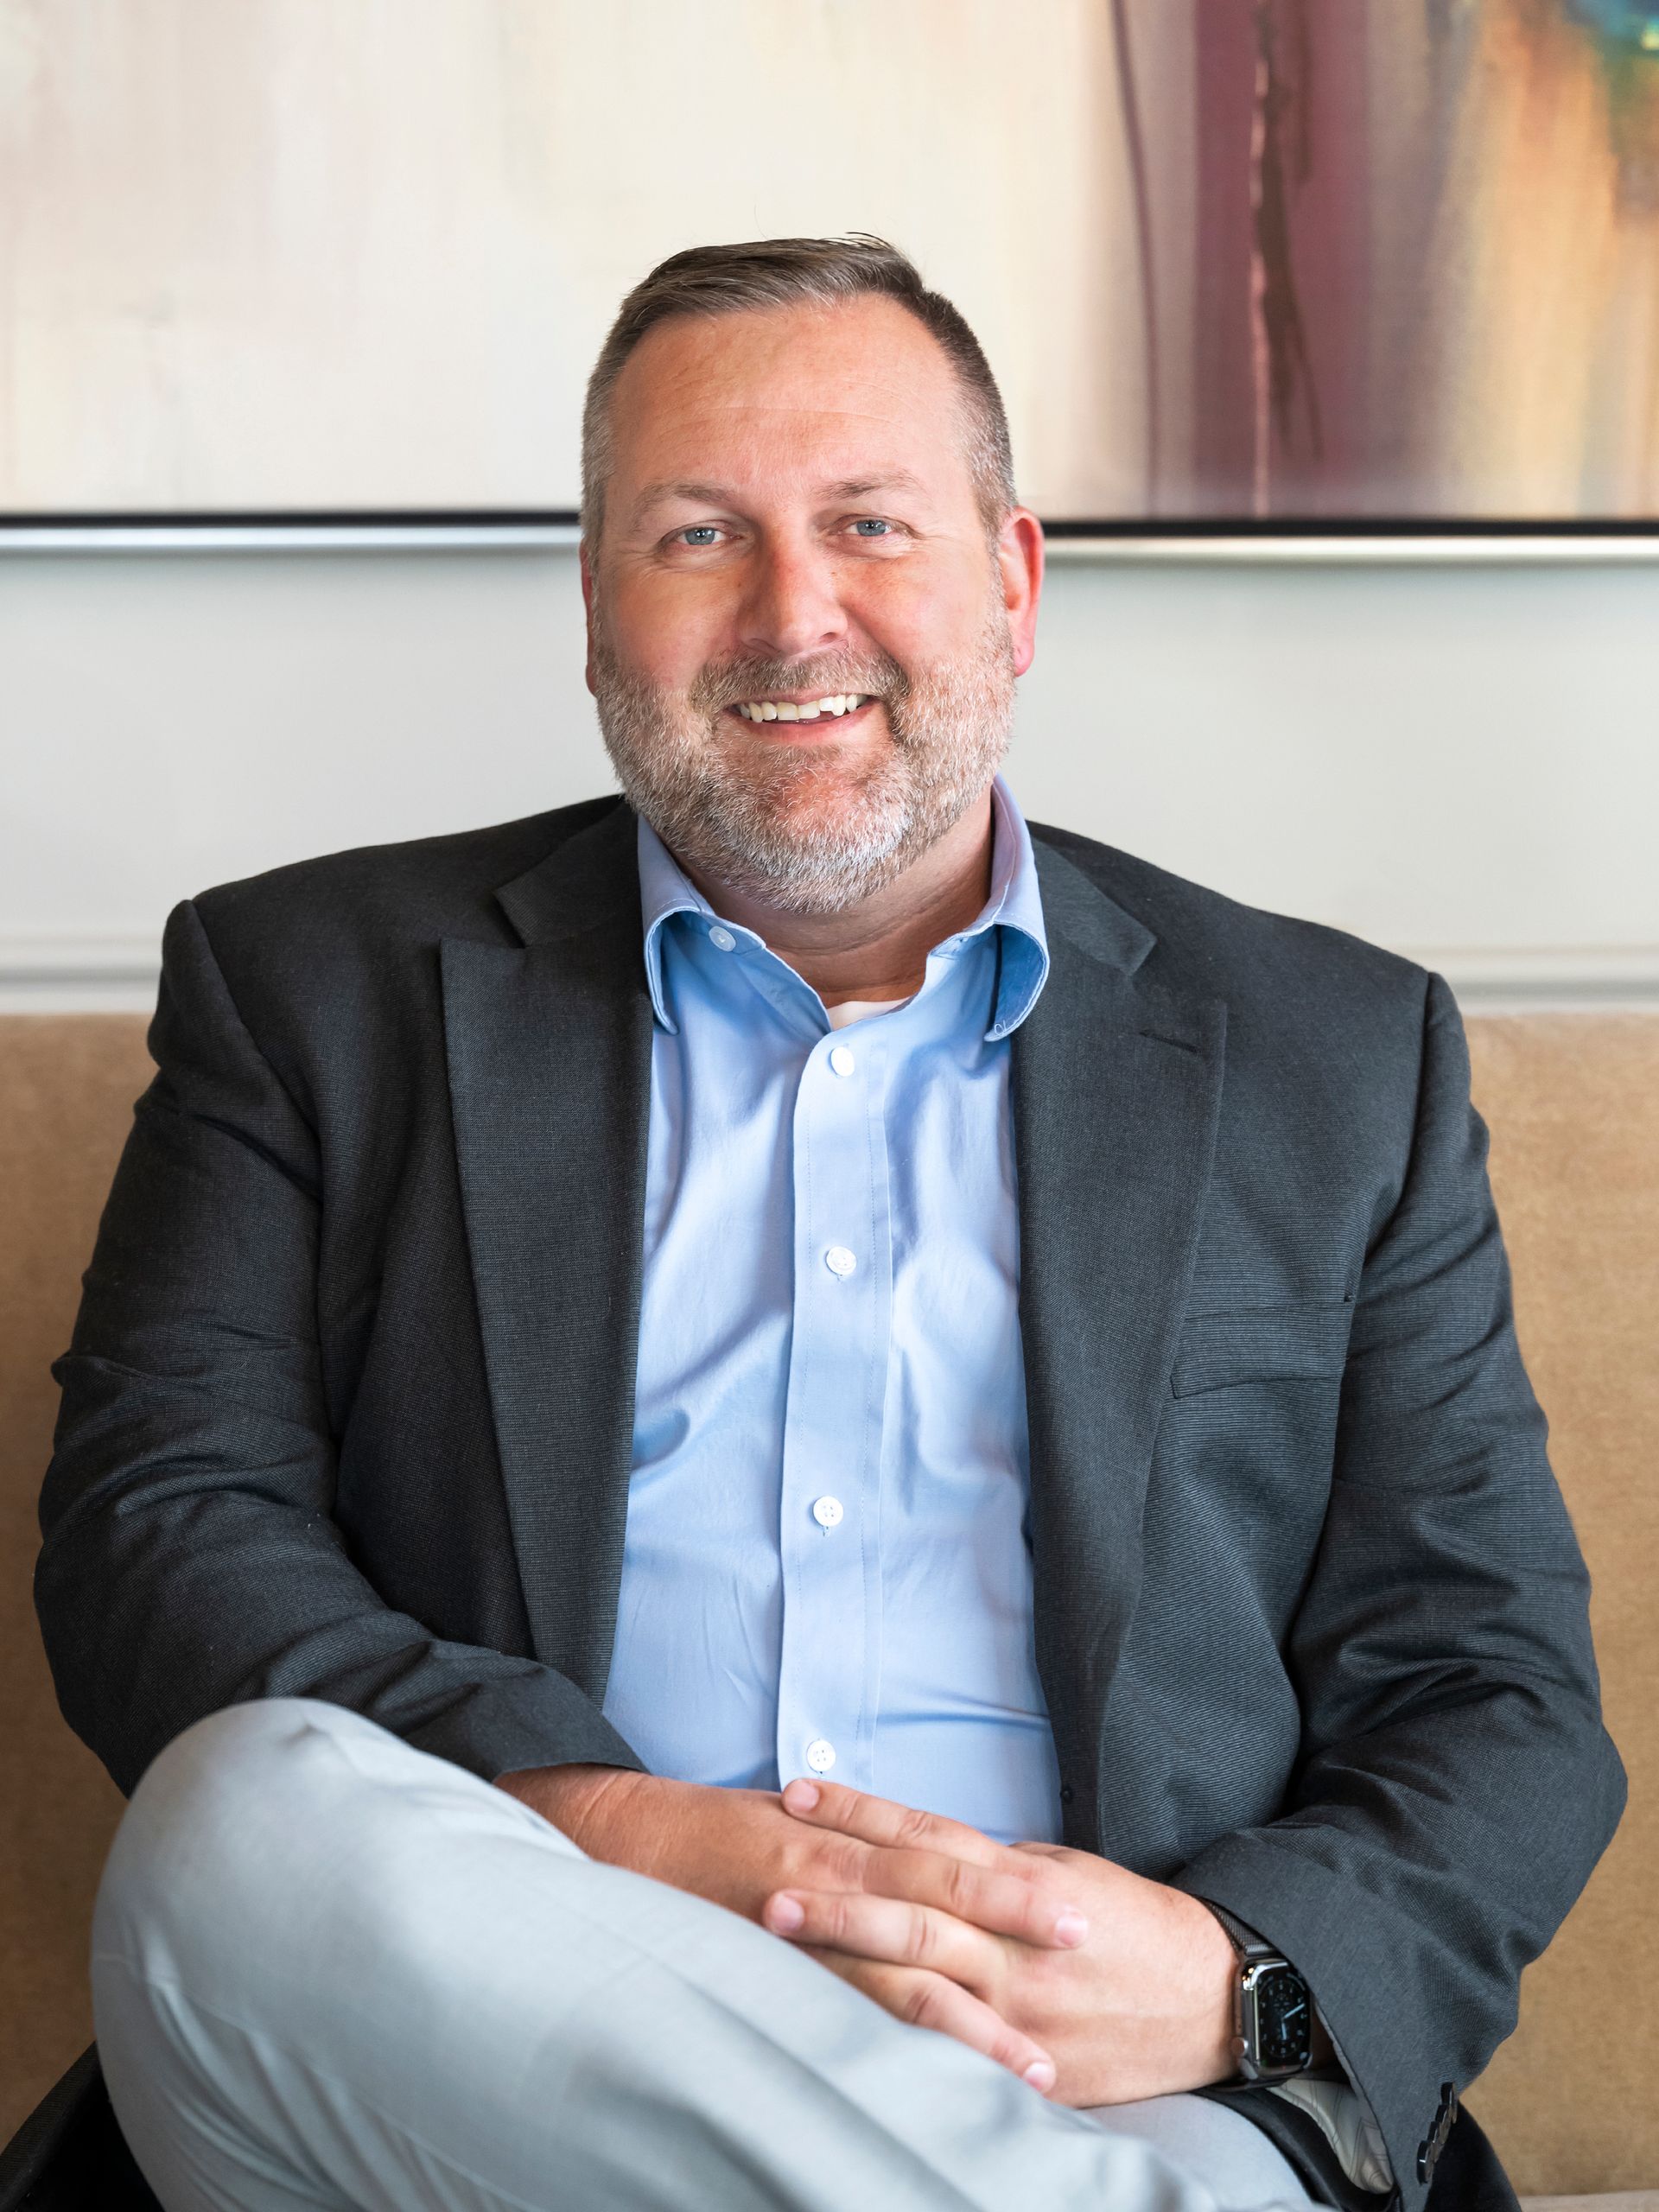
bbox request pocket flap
[1171,1301,1352,1398]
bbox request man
[23,236,1622,2212]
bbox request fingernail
[766,1893,805,1933]
[1054,1910,1090,1947]
[1023,2057,1057,2093]
[783,1779,820,1811]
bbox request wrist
[493,1761,643,1853]
[1189,1893,1243,2086]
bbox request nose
[735,534,849,663]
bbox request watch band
[1203,1899,1281,1967]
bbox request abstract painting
[2,0,1655,525]
[1120,0,1659,519]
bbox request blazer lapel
[1016,839,1227,1845]
[441,801,652,1699]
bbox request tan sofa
[3,1012,1655,2202]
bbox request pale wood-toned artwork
[0,0,1141,517]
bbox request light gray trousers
[90,1700,1324,2212]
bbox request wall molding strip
[3,933,1658,1018]
[3,517,1658,562]
[1040,535,1659,564]
[0,521,582,553]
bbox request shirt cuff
[1266,2008,1395,2194]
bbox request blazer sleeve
[1168,969,1626,2208]
[35,898,646,1798]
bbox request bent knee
[93,1699,394,1971]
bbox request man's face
[583,293,1042,913]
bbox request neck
[677,790,997,1007]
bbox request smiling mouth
[726,692,875,724]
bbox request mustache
[688,651,910,714]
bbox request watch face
[1246,1963,1312,2073]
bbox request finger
[764,1886,1001,1992]
[778,1783,1090,1948]
[861,1844,1090,1951]
[798,1945,1057,2095]
[781,1778,1006,1868]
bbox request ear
[579,537,599,699]
[995,507,1045,678]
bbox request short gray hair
[581,234,1016,548]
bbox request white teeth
[735,692,871,719]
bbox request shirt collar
[976,775,1050,1040]
[637,772,1050,1042]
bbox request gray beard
[590,601,1016,916]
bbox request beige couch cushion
[1523,2197,1659,2211]
[1,1019,144,2143]
[1459,1019,1659,2196]
[1,1012,1655,2195]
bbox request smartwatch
[1200,1900,1314,2083]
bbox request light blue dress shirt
[601,776,1064,1847]
[601,794,1392,2187]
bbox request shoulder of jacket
[186,795,625,970]
[1028,819,1434,1021]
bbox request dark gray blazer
[33,794,1624,2209]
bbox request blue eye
[851,518,893,537]
[677,525,722,547]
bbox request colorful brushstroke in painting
[1125,0,1659,518]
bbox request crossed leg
[91,1700,1322,2212]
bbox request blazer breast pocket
[1170,1300,1353,1398]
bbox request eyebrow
[627,470,931,530]
[821,471,930,501]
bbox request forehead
[606,294,972,504]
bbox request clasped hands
[498,1763,1237,2107]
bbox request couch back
[2,1012,1655,2191]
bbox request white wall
[3,544,1657,1012]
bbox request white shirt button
[811,1495,843,1529]
[824,1245,857,1278]
[805,1738,837,1773]
[829,1044,855,1078]
[708,925,736,951]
